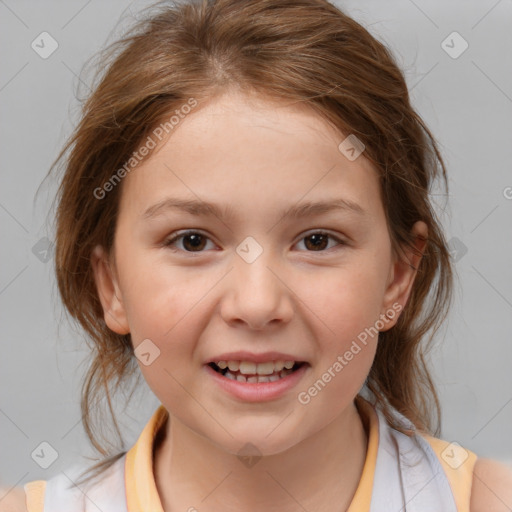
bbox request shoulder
[0,486,28,512]
[470,457,512,512]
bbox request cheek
[298,262,387,339]
[296,274,381,414]
[124,278,205,407]
[117,260,205,380]
[118,250,193,331]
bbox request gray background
[1,0,511,490]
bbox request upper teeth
[216,360,295,375]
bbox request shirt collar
[124,397,379,512]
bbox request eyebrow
[142,196,367,222]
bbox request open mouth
[208,361,307,383]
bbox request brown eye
[303,233,329,251]
[296,231,345,252]
[164,231,214,252]
[164,230,346,255]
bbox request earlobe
[380,221,428,331]
[91,245,130,335]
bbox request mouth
[207,360,308,384]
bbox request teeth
[239,361,257,374]
[215,360,297,375]
[227,361,240,371]
[256,362,275,375]
[223,369,294,383]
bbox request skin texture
[90,90,428,511]
[469,458,512,512]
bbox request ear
[91,245,130,335]
[379,221,428,331]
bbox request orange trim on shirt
[24,480,46,512]
[346,396,379,512]
[421,434,477,512]
[125,405,168,512]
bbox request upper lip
[206,351,307,364]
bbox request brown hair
[49,0,453,486]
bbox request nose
[220,249,294,330]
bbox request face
[92,90,426,456]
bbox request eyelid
[297,229,347,244]
[164,229,217,250]
[294,229,348,253]
[163,228,348,253]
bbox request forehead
[118,91,383,225]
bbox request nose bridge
[235,236,281,298]
[222,236,293,328]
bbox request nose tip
[221,254,294,329]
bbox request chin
[208,426,307,459]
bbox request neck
[154,398,369,512]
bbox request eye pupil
[305,233,328,251]
[183,234,206,251]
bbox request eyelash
[163,230,347,254]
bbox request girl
[6,0,512,510]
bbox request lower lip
[204,363,310,402]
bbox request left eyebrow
[141,196,368,222]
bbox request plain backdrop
[1,0,511,488]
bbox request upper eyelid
[165,229,347,248]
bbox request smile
[205,360,310,401]
[209,360,305,383]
